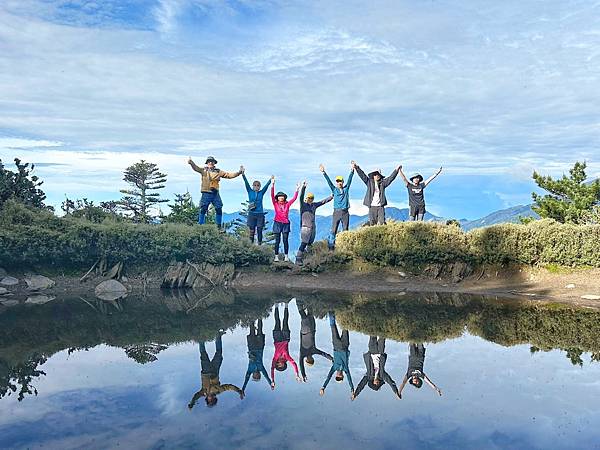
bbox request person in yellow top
[188,333,244,409]
[187,155,244,228]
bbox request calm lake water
[1,289,600,450]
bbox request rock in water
[0,287,8,295]
[0,276,19,286]
[26,295,56,305]
[162,262,235,288]
[95,280,128,301]
[25,275,56,291]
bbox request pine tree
[117,160,168,223]
[162,192,200,225]
[531,161,600,224]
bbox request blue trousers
[199,191,224,227]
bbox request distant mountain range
[223,204,539,252]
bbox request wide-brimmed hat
[410,173,423,182]
[205,156,218,164]
[275,191,288,200]
[369,169,383,178]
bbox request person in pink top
[270,176,300,262]
[271,303,302,388]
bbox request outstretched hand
[351,392,356,401]
[271,382,276,390]
[296,182,301,191]
[319,388,325,396]
[295,376,302,382]
[302,180,307,187]
[437,167,443,174]
[240,391,245,400]
[271,175,275,182]
[187,157,192,164]
[398,164,403,171]
[396,392,402,400]
[437,388,442,396]
[319,164,325,173]
[240,165,245,174]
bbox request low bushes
[336,219,600,268]
[0,200,271,270]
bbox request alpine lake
[1,288,600,450]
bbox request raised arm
[352,375,368,400]
[345,365,354,392]
[242,173,252,193]
[261,365,273,387]
[188,158,204,174]
[314,195,333,208]
[424,374,442,396]
[346,168,354,188]
[287,185,300,206]
[322,365,336,391]
[353,161,368,184]
[300,183,306,204]
[221,383,244,399]
[242,369,252,391]
[270,177,276,205]
[286,353,300,378]
[299,354,307,380]
[219,166,244,179]
[382,166,400,188]
[315,348,333,361]
[320,164,335,191]
[398,375,409,395]
[383,371,401,398]
[424,167,442,187]
[398,166,412,186]
[260,178,272,195]
[187,388,205,409]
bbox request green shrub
[336,219,600,268]
[0,200,271,270]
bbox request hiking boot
[284,255,290,262]
[274,255,280,262]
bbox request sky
[0,0,599,219]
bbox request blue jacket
[243,174,271,215]
[323,170,354,210]
[242,349,272,390]
[322,349,354,391]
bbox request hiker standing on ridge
[187,156,243,228]
[399,166,442,221]
[242,171,271,245]
[296,181,333,264]
[352,161,400,225]
[320,162,354,249]
[271,176,300,262]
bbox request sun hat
[410,173,423,182]
[275,191,288,200]
[205,156,218,164]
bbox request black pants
[247,320,265,351]
[331,208,350,234]
[273,305,291,342]
[330,321,349,351]
[274,233,289,255]
[368,206,385,225]
[368,336,386,354]
[199,334,223,375]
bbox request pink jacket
[271,184,298,224]
[271,341,299,381]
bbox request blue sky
[0,0,599,219]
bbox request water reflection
[2,290,600,449]
[353,336,401,400]
[399,343,443,397]
[189,334,244,409]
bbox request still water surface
[1,290,600,449]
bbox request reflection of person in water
[399,343,442,397]
[242,319,273,393]
[320,312,354,398]
[297,301,333,382]
[271,304,301,388]
[352,336,401,400]
[188,333,244,409]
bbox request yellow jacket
[189,160,241,192]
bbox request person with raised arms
[187,155,243,229]
[320,312,354,399]
[296,181,333,264]
[271,303,302,389]
[352,161,401,225]
[319,162,354,249]
[352,336,401,401]
[399,166,443,221]
[271,176,300,262]
[398,343,443,397]
[242,319,273,395]
[297,299,333,381]
[241,171,271,245]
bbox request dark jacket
[354,352,399,398]
[299,186,333,228]
[355,165,399,207]
[298,310,333,379]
